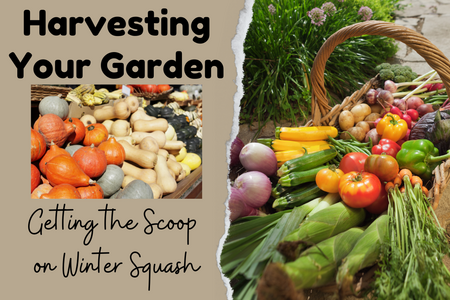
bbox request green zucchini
[277,148,337,177]
[278,165,328,187]
[271,182,316,199]
[272,184,326,210]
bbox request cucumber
[278,165,328,187]
[277,148,337,177]
[272,184,326,210]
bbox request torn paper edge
[217,0,255,299]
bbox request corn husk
[336,214,389,290]
[278,202,366,260]
[257,227,364,298]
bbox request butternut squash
[114,101,131,119]
[123,95,139,113]
[102,120,114,133]
[134,118,169,133]
[158,149,169,160]
[94,106,116,122]
[139,136,159,154]
[154,154,177,194]
[179,162,191,176]
[169,169,176,179]
[111,135,136,145]
[130,107,156,128]
[111,120,131,137]
[162,140,186,151]
[176,169,186,182]
[118,140,157,168]
[121,161,156,186]
[149,183,164,199]
[131,131,166,147]
[80,114,96,127]
[167,155,183,176]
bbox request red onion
[406,109,419,121]
[239,143,277,176]
[416,104,435,117]
[377,90,394,105]
[384,80,397,93]
[393,98,407,111]
[230,137,245,167]
[406,96,424,110]
[365,89,379,105]
[234,171,272,208]
[228,187,245,222]
[241,204,260,217]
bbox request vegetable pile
[223,65,450,300]
[31,85,202,199]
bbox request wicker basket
[31,85,72,102]
[306,20,450,211]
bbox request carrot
[411,176,423,188]
[393,175,402,187]
[421,186,429,196]
[399,169,413,181]
[385,182,395,193]
[400,186,406,193]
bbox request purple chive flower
[321,2,336,16]
[268,4,276,15]
[338,0,344,2]
[308,8,327,26]
[358,6,373,21]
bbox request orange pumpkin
[73,144,108,178]
[38,114,75,147]
[39,141,71,176]
[65,117,86,144]
[33,115,41,131]
[40,184,82,199]
[31,128,46,162]
[31,164,41,193]
[31,183,53,199]
[45,155,94,187]
[77,183,104,199]
[83,123,108,147]
[98,137,126,166]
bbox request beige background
[0,1,245,299]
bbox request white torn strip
[217,0,255,299]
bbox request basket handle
[310,21,450,126]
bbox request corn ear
[257,227,364,297]
[336,214,389,289]
[306,193,341,218]
[278,202,366,260]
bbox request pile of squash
[31,93,202,199]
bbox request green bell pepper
[396,139,450,181]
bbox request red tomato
[315,166,344,193]
[364,184,389,214]
[338,171,382,208]
[157,84,171,93]
[339,152,368,174]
